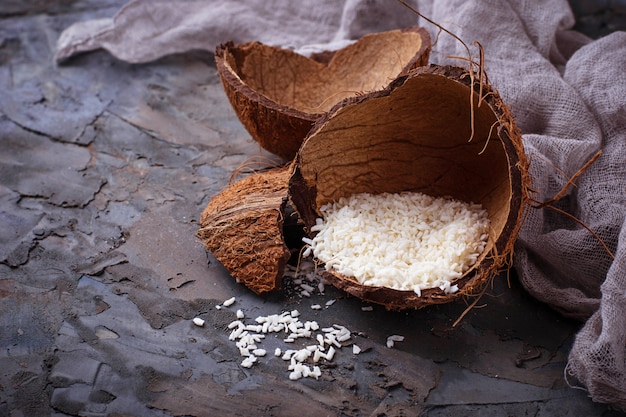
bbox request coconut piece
[215,26,431,160]
[197,166,292,294]
[289,64,530,310]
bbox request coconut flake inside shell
[215,26,431,160]
[197,167,292,294]
[289,64,530,310]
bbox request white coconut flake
[252,349,267,357]
[223,297,236,307]
[386,335,405,348]
[225,309,357,380]
[241,355,257,368]
[192,317,205,327]
[325,346,336,361]
[353,344,362,355]
[228,320,243,329]
[303,191,490,295]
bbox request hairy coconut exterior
[289,64,530,309]
[215,27,431,160]
[198,167,292,294]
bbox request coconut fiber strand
[56,0,626,410]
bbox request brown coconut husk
[215,26,431,160]
[289,64,531,310]
[197,166,293,294]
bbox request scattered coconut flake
[386,335,405,348]
[223,297,236,307]
[192,317,205,327]
[236,309,245,319]
[361,306,374,312]
[325,346,336,361]
[337,331,351,343]
[353,344,362,355]
[252,349,267,357]
[289,372,301,380]
[241,356,257,368]
[224,308,357,381]
[325,299,336,307]
[228,320,242,329]
[311,304,322,310]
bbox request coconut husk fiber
[289,64,531,310]
[215,26,431,160]
[197,166,292,294]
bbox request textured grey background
[0,1,624,416]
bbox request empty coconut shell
[215,26,431,160]
[289,64,531,309]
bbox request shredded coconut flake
[225,309,354,381]
[304,192,490,295]
[222,296,236,307]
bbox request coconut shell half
[215,26,431,160]
[289,64,530,309]
[197,167,293,294]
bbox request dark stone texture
[0,1,624,416]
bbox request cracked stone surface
[1,1,625,416]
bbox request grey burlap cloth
[56,0,626,409]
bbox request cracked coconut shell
[289,64,531,309]
[197,166,293,294]
[215,26,431,160]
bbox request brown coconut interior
[290,66,524,308]
[221,28,429,114]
